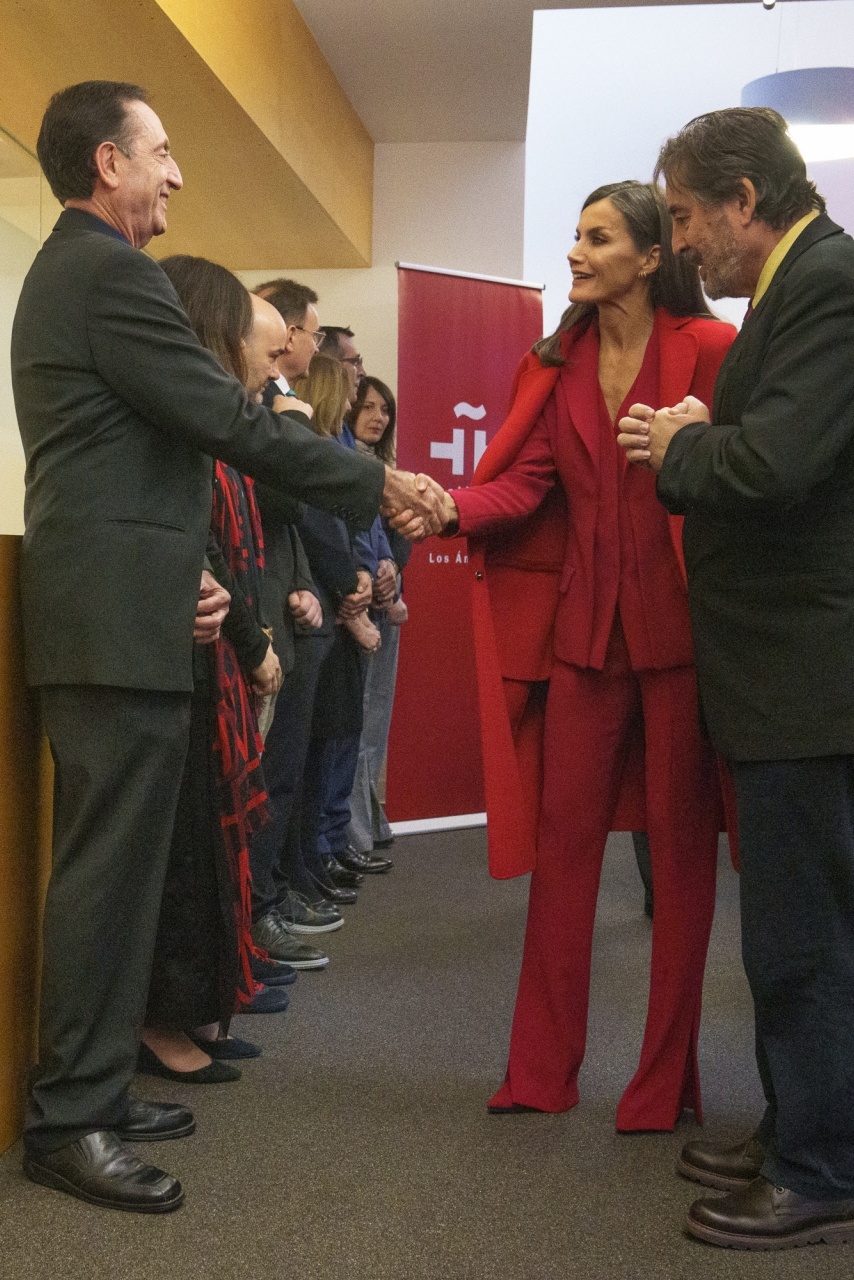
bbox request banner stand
[387,262,544,829]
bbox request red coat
[455,309,737,879]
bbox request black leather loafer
[24,1131,184,1213]
[115,1097,195,1141]
[338,845,393,874]
[322,856,363,888]
[189,1034,261,1060]
[686,1175,854,1250]
[678,1132,765,1190]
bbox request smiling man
[617,107,854,1252]
[12,80,440,1215]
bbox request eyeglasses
[342,355,364,368]
[294,325,325,350]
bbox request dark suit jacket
[11,209,384,692]
[658,213,854,760]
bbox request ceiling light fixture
[742,67,854,160]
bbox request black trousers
[27,685,191,1155]
[250,629,334,919]
[731,755,854,1198]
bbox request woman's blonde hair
[291,354,350,438]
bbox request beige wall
[241,141,528,389]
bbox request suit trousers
[251,628,335,919]
[27,685,191,1154]
[347,611,400,853]
[730,756,854,1199]
[494,621,720,1129]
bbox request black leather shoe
[278,890,343,934]
[115,1097,195,1142]
[251,911,329,969]
[338,845,393,874]
[24,1131,184,1213]
[240,984,290,1014]
[322,855,363,888]
[251,954,298,986]
[678,1133,765,1191]
[686,1175,854,1250]
[137,1042,241,1084]
[317,881,358,906]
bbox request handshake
[381,468,458,542]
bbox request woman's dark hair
[345,376,397,464]
[655,107,824,231]
[160,255,251,386]
[535,180,713,367]
[291,354,351,438]
[37,80,148,203]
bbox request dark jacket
[658,214,854,760]
[11,209,384,691]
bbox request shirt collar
[752,210,819,309]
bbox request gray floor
[0,829,848,1279]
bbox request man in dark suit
[12,80,440,1213]
[618,107,854,1251]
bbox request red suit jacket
[454,309,737,879]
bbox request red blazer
[453,310,736,879]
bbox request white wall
[525,1,854,333]
[242,140,527,391]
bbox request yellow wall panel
[0,0,373,268]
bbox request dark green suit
[11,209,384,1152]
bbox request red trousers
[490,623,720,1130]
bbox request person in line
[14,79,439,1214]
[618,107,854,1251]
[344,376,410,858]
[423,181,735,1130]
[314,327,395,877]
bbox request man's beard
[693,213,747,300]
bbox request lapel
[714,214,843,420]
[657,312,699,407]
[557,320,601,466]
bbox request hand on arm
[373,559,397,608]
[272,393,313,419]
[337,570,373,620]
[617,396,711,473]
[194,569,230,644]
[288,589,323,630]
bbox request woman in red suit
[442,181,736,1131]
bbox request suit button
[475,571,483,581]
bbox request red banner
[387,266,544,823]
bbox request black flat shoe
[240,984,290,1014]
[137,1042,241,1084]
[250,954,298,986]
[189,1034,261,1060]
[24,1131,183,1213]
[115,1097,195,1141]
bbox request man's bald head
[243,294,288,400]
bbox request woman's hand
[373,559,397,608]
[272,393,314,419]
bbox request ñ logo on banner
[429,403,488,476]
